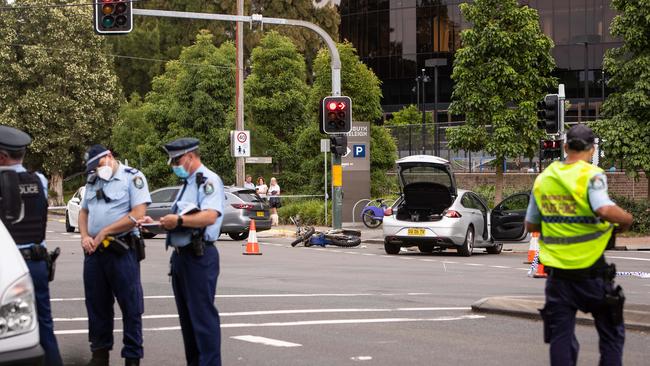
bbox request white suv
[0,221,43,365]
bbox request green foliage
[111,31,236,188]
[278,199,330,226]
[612,196,650,234]
[245,31,310,190]
[387,105,431,126]
[110,0,339,97]
[311,41,383,123]
[0,0,123,203]
[448,0,556,202]
[591,0,650,187]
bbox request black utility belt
[19,245,48,261]
[173,241,215,255]
[544,257,613,281]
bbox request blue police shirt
[167,164,224,247]
[526,172,615,224]
[81,164,151,237]
[8,164,48,249]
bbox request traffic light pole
[131,8,344,229]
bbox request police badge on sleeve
[133,176,144,189]
[204,182,214,195]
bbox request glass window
[497,194,529,212]
[470,194,488,214]
[234,191,263,203]
[460,194,473,209]
[399,164,453,187]
[570,0,587,43]
[554,0,570,44]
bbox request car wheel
[486,242,503,254]
[458,226,474,257]
[384,241,400,255]
[65,211,75,233]
[418,244,434,253]
[228,232,249,241]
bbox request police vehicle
[0,221,43,366]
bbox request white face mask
[97,164,113,181]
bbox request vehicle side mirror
[0,170,22,223]
[71,197,80,204]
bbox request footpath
[260,222,650,331]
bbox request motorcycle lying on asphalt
[290,216,361,248]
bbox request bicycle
[290,216,362,248]
[361,198,390,229]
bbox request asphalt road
[45,217,650,366]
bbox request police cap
[566,124,596,151]
[163,138,199,165]
[0,125,32,152]
[84,144,110,173]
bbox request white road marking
[420,259,438,262]
[231,335,301,347]
[55,315,486,335]
[54,306,473,322]
[361,253,376,256]
[345,251,359,254]
[489,265,512,269]
[351,356,373,361]
[47,230,54,233]
[608,256,650,262]
[51,292,435,302]
[515,268,530,271]
[464,263,484,266]
[443,261,458,264]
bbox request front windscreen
[399,165,453,188]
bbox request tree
[297,41,396,195]
[0,0,123,204]
[592,0,650,201]
[244,31,310,190]
[111,31,237,188]
[448,0,556,203]
[111,0,339,97]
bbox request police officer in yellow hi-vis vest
[525,124,633,366]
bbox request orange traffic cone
[243,219,262,255]
[525,232,540,264]
[533,261,547,278]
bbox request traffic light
[321,96,352,134]
[94,0,133,34]
[541,139,563,160]
[329,135,348,156]
[537,94,560,134]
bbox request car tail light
[384,207,393,216]
[231,203,254,209]
[444,210,462,218]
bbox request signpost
[231,130,251,158]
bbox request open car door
[490,192,530,242]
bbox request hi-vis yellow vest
[533,160,613,269]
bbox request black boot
[125,358,140,366]
[86,349,109,366]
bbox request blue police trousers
[171,245,221,366]
[543,276,625,366]
[26,259,63,366]
[83,248,144,359]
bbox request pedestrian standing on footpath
[243,174,255,190]
[79,145,151,366]
[140,138,224,366]
[0,125,63,366]
[268,177,281,226]
[255,176,268,198]
[525,124,633,366]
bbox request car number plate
[256,211,265,217]
[407,228,425,236]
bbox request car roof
[396,155,450,165]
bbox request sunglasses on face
[171,154,186,166]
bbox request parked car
[0,221,44,365]
[382,155,530,256]
[143,186,271,240]
[65,186,85,233]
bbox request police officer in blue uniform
[0,125,63,366]
[144,138,224,366]
[79,145,151,366]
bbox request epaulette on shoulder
[124,167,140,175]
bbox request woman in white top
[255,177,268,197]
[268,177,281,226]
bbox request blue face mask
[172,165,190,179]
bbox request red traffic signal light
[541,139,563,160]
[320,96,352,134]
[95,0,133,35]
